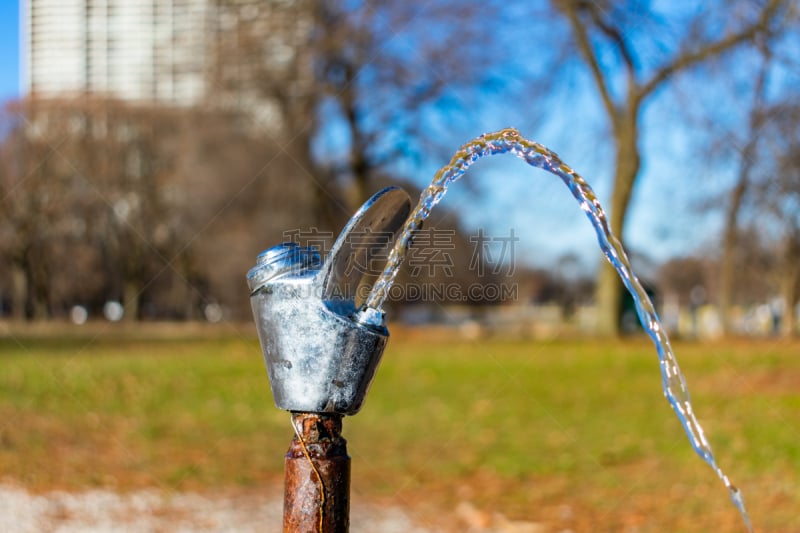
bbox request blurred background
[0,0,798,338]
[1,2,800,531]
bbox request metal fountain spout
[248,186,411,415]
[247,186,411,532]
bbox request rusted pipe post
[284,412,350,533]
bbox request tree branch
[639,0,784,102]
[559,2,619,124]
[584,2,638,96]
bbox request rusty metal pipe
[284,412,350,533]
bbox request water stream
[365,128,753,531]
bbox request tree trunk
[123,280,140,322]
[780,243,799,338]
[23,252,49,321]
[594,113,641,336]
[10,264,26,321]
[719,57,767,335]
[594,264,621,336]
[718,177,747,335]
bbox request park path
[0,484,433,533]
[0,484,547,532]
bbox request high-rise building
[21,0,309,105]
[21,0,314,132]
[23,0,212,105]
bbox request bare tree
[169,107,318,320]
[210,0,507,226]
[754,103,800,337]
[0,87,332,323]
[717,49,773,334]
[0,101,85,319]
[208,0,339,228]
[308,1,504,208]
[550,0,788,335]
[1,100,180,319]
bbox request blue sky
[0,0,19,103]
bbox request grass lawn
[0,325,798,531]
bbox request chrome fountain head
[247,186,411,415]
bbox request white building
[20,0,263,106]
[21,0,312,132]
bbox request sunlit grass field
[1,325,798,531]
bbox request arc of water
[365,128,752,532]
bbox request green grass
[0,329,798,531]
